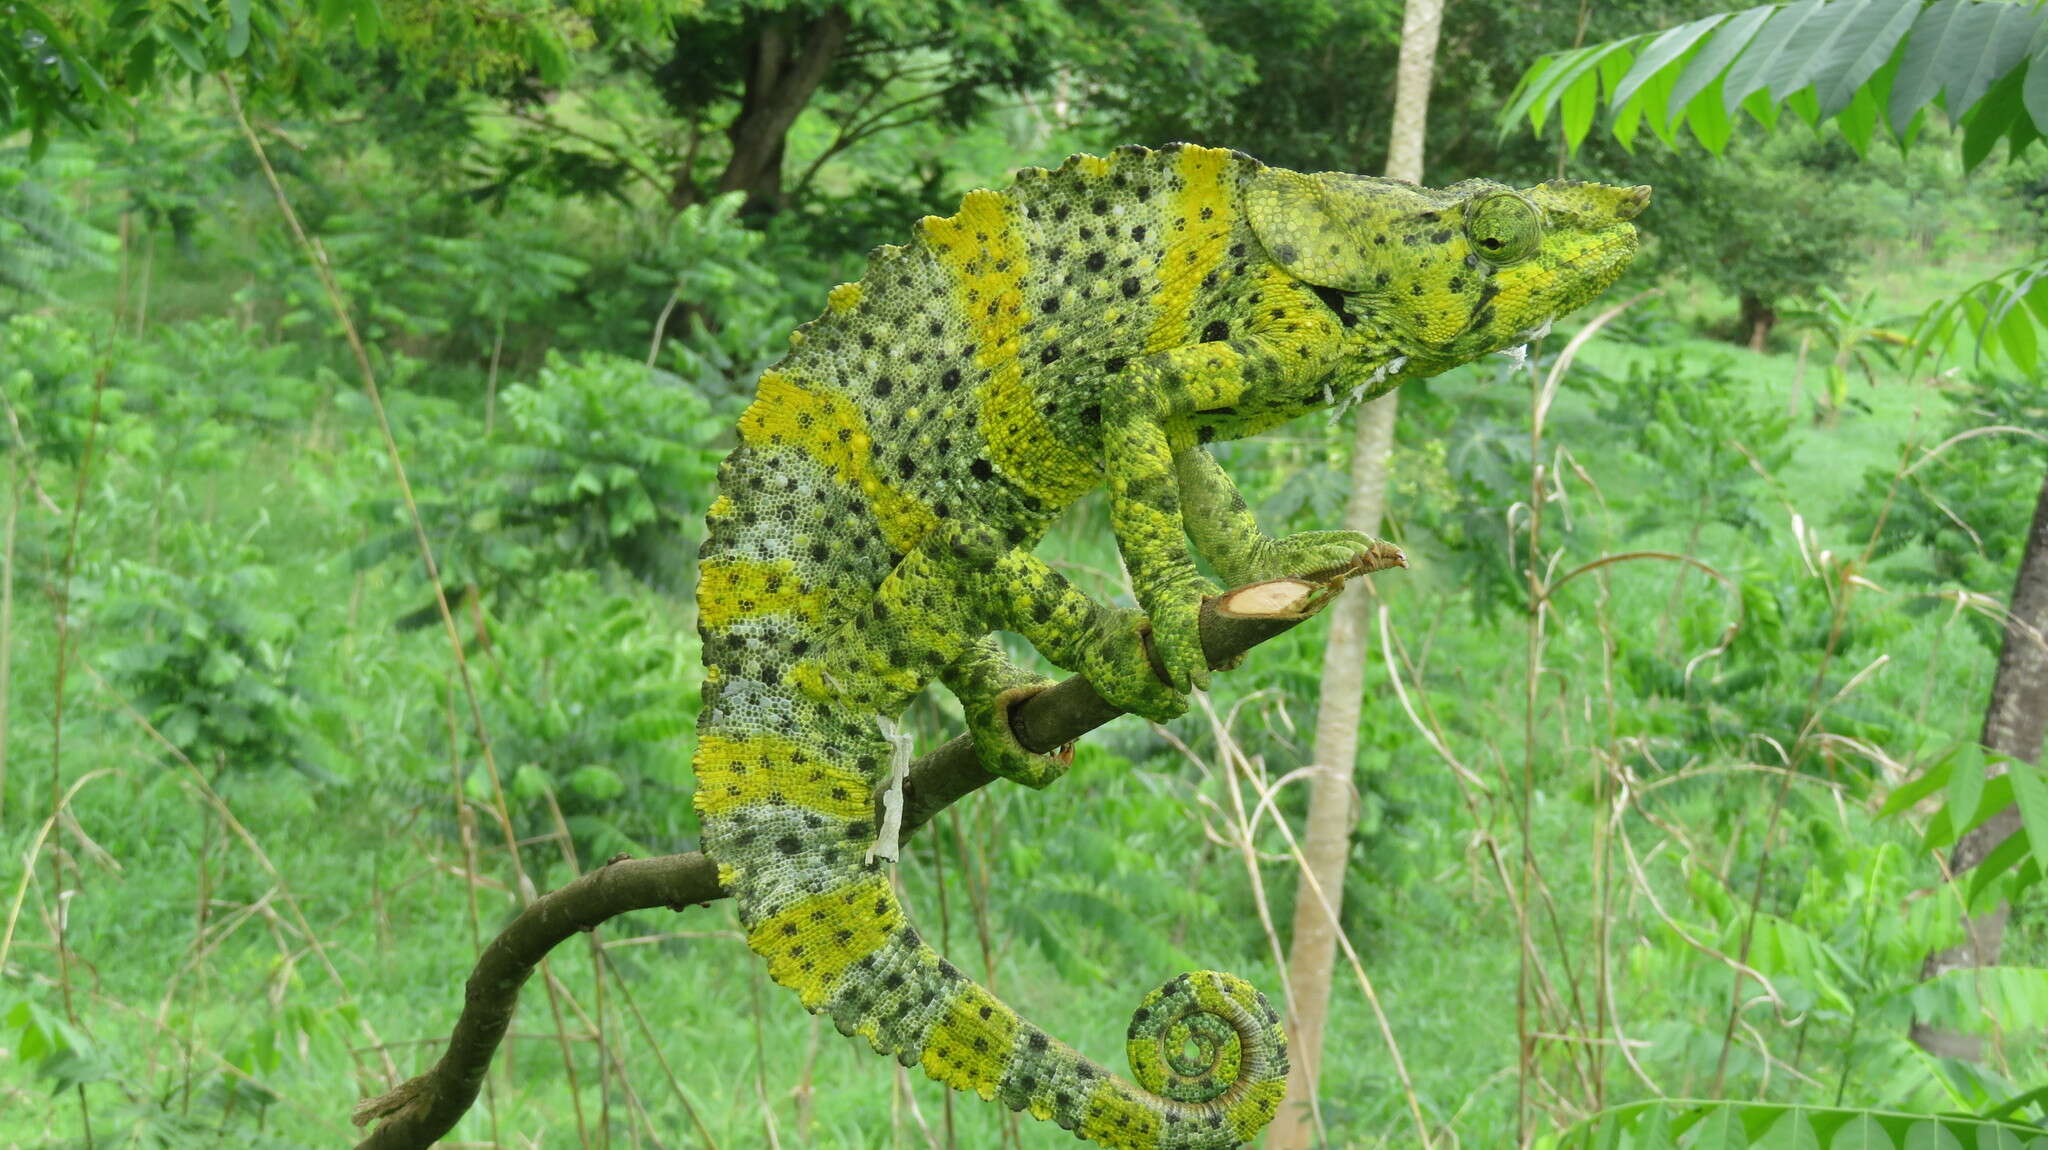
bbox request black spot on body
[1121,277,1141,298]
[1202,320,1229,342]
[941,368,963,391]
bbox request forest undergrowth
[2,65,2046,1150]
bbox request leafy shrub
[1844,370,2048,649]
[0,145,113,303]
[356,350,722,624]
[0,310,123,464]
[94,552,315,777]
[559,194,813,407]
[466,570,702,859]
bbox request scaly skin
[693,143,1647,1148]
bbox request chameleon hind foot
[968,684,1073,789]
[942,637,1071,789]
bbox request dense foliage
[2,1,2045,1147]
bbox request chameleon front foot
[1246,529,1400,583]
[1076,605,1191,723]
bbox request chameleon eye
[1465,192,1543,266]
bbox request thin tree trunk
[1739,291,1776,352]
[1911,468,2048,1059]
[1265,1,1443,1144]
[696,7,852,217]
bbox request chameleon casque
[692,143,1647,1148]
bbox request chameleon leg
[938,636,1069,789]
[1176,446,1385,585]
[1102,337,1341,697]
[803,520,1190,724]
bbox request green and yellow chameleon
[693,143,1646,1148]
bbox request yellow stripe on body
[924,189,1093,507]
[919,983,1021,1101]
[1146,146,1237,355]
[736,369,935,555]
[747,875,902,1008]
[696,558,827,631]
[691,731,873,821]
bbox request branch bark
[351,553,1405,1150]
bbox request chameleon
[692,143,1646,1148]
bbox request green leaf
[351,0,381,49]
[1948,751,1986,832]
[1881,752,1956,817]
[1614,13,1729,108]
[1997,280,2040,373]
[1755,1107,1823,1150]
[1891,0,2042,134]
[154,23,207,76]
[1812,0,1922,115]
[1563,1103,2048,1149]
[1532,42,1635,135]
[1562,63,1604,151]
[1724,0,1828,115]
[1501,53,1561,134]
[1636,58,1688,146]
[2008,761,2048,880]
[1671,4,1776,120]
[1965,827,2030,907]
[1847,49,1905,152]
[1939,2,2043,125]
[226,0,251,57]
[1685,76,1738,153]
[2027,28,2048,134]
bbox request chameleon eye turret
[695,144,1641,1149]
[1464,190,1543,265]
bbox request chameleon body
[693,143,1646,1148]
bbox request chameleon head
[1247,169,1649,372]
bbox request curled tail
[694,706,1289,1149]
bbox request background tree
[1502,0,2048,1122]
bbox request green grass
[4,157,2042,1150]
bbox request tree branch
[350,548,1405,1150]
